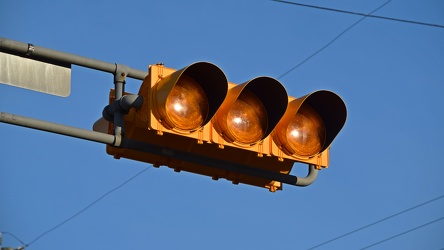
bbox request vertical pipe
[112,65,129,144]
[295,165,319,186]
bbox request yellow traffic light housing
[271,91,347,163]
[212,77,288,146]
[137,62,227,140]
[102,62,347,192]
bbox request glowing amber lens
[227,90,267,144]
[286,104,326,156]
[165,75,209,131]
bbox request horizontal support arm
[0,37,147,80]
[0,111,318,187]
[0,112,116,145]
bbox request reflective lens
[165,75,209,131]
[286,104,326,156]
[227,90,267,144]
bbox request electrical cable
[1,231,26,246]
[360,216,444,249]
[307,194,444,249]
[24,166,151,248]
[272,0,444,29]
[276,0,392,79]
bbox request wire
[307,194,444,249]
[1,231,26,246]
[24,166,151,248]
[272,0,444,29]
[276,0,392,79]
[360,216,444,249]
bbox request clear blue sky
[1,0,444,249]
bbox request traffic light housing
[145,62,227,134]
[271,90,347,163]
[102,62,347,191]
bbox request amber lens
[286,104,326,156]
[165,75,209,131]
[227,90,267,144]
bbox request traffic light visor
[152,62,228,132]
[213,77,288,145]
[273,90,347,157]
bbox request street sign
[0,51,71,97]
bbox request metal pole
[0,37,147,80]
[0,111,318,187]
[0,112,115,145]
[111,65,128,144]
[296,165,318,186]
[122,138,318,186]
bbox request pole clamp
[25,43,35,56]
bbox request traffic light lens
[227,90,267,144]
[166,75,209,131]
[286,104,326,157]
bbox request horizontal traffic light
[102,62,347,191]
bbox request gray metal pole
[0,111,318,187]
[0,37,147,80]
[296,165,318,186]
[0,112,115,145]
[122,138,319,186]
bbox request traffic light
[270,90,347,165]
[101,62,347,191]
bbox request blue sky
[1,0,444,249]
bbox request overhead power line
[277,0,392,79]
[24,166,151,248]
[307,194,444,249]
[1,231,26,247]
[272,0,444,29]
[360,216,444,249]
